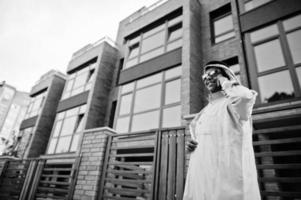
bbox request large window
[46,104,86,154]
[124,11,183,69]
[115,66,182,133]
[61,62,96,99]
[210,3,235,44]
[247,13,301,104]
[244,0,273,12]
[24,91,47,119]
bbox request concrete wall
[85,42,118,129]
[26,75,66,158]
[57,91,89,113]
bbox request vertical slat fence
[155,128,186,200]
[0,159,32,200]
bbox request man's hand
[217,74,228,88]
[186,139,198,152]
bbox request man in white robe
[183,61,261,200]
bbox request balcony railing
[71,36,117,59]
[128,0,169,23]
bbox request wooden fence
[154,128,186,200]
[99,130,157,199]
[0,159,33,200]
[100,125,301,200]
[99,127,187,200]
[1,124,300,200]
[0,156,81,200]
[253,124,301,199]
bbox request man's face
[202,68,222,93]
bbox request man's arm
[218,76,257,121]
[186,139,198,152]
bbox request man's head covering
[203,61,239,84]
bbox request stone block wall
[73,127,115,200]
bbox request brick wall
[73,127,116,200]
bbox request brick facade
[73,127,115,200]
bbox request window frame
[245,14,301,106]
[123,13,183,69]
[46,104,87,155]
[243,0,274,13]
[210,3,235,44]
[24,90,47,119]
[114,65,182,133]
[61,62,96,100]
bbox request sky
[0,0,158,92]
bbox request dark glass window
[246,13,301,104]
[210,3,235,44]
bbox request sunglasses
[202,69,221,82]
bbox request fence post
[152,130,162,200]
[27,159,45,200]
[68,156,82,200]
[98,135,112,200]
[19,159,38,200]
[0,159,9,179]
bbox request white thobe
[183,80,261,200]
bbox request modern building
[0,82,17,135]
[16,70,66,158]
[238,0,301,198]
[0,82,30,155]
[0,0,300,200]
[43,37,118,156]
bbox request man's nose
[207,76,213,81]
